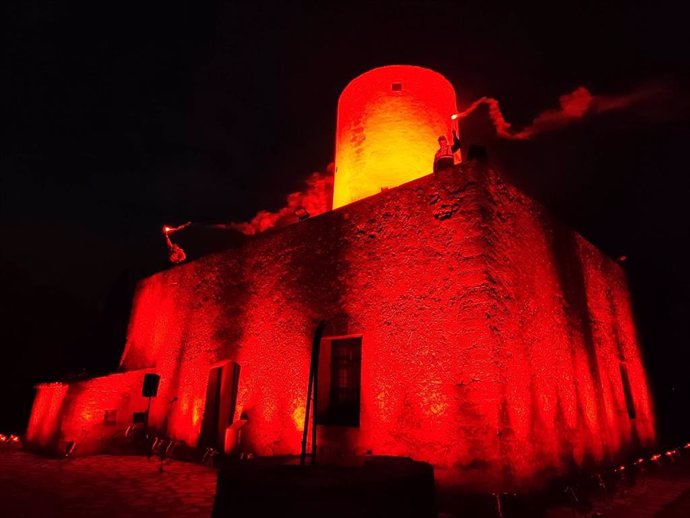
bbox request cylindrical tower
[333,65,458,208]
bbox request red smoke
[230,166,334,235]
[228,84,672,235]
[455,83,670,140]
[163,222,191,263]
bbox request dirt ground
[2,448,690,517]
[0,450,216,517]
[581,454,690,518]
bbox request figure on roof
[433,131,461,172]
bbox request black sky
[2,1,689,442]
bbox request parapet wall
[26,369,152,455]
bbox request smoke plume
[455,83,671,140]
[228,83,675,236]
[229,166,334,235]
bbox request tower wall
[333,65,458,208]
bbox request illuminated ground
[0,451,216,517]
[583,456,690,518]
[1,450,690,517]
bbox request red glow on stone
[26,383,68,448]
[333,65,458,208]
[25,165,657,489]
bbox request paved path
[0,451,217,518]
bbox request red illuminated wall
[56,370,153,455]
[26,383,68,451]
[27,161,654,490]
[26,372,152,455]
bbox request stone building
[26,66,655,490]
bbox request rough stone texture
[26,162,655,490]
[28,370,153,455]
[333,65,458,207]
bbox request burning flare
[163,222,191,263]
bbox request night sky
[2,1,689,443]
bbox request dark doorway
[619,362,637,419]
[199,361,241,451]
[317,337,362,427]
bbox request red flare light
[162,222,191,264]
[162,222,190,235]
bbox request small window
[318,337,362,427]
[391,82,402,92]
[104,409,118,425]
[619,363,636,419]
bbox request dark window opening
[392,82,402,91]
[103,409,118,425]
[619,363,636,419]
[318,337,361,427]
